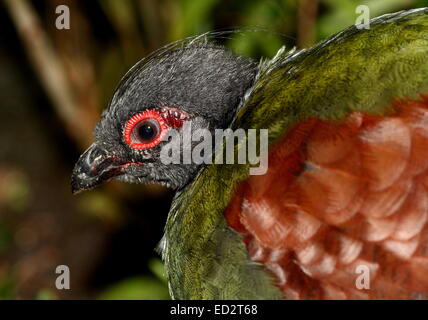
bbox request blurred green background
[0,0,425,299]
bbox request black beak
[71,144,126,194]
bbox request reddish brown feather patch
[225,96,428,299]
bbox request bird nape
[72,8,428,299]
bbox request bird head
[71,43,257,193]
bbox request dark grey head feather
[72,36,258,192]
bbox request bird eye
[135,118,160,143]
[124,110,167,149]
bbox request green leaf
[99,276,170,300]
[148,258,167,284]
[36,289,57,300]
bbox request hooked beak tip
[71,144,123,194]
[70,173,92,195]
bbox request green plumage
[162,8,428,299]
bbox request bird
[72,8,428,299]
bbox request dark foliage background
[0,0,424,299]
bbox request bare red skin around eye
[159,107,191,128]
[123,108,190,150]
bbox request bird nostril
[83,144,127,176]
[86,144,107,166]
[78,144,110,175]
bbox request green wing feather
[162,8,428,299]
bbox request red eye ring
[123,109,168,150]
